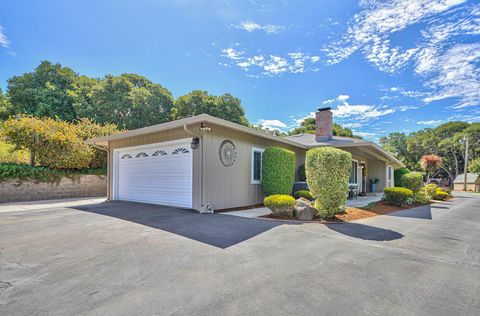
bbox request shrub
[383,187,413,206]
[401,172,424,192]
[1,115,119,169]
[413,188,430,204]
[0,163,106,183]
[394,167,410,187]
[424,183,438,200]
[261,147,296,196]
[434,189,449,201]
[263,194,295,217]
[293,190,313,201]
[305,147,352,218]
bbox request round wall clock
[219,140,237,167]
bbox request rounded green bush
[413,188,430,205]
[384,187,414,206]
[261,147,296,196]
[263,194,295,217]
[305,147,352,219]
[434,189,449,201]
[293,190,313,201]
[394,167,410,187]
[401,172,424,192]
[424,183,438,200]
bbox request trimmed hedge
[434,189,449,200]
[263,194,295,217]
[306,147,352,218]
[0,163,106,184]
[413,188,430,205]
[394,167,410,187]
[384,187,413,206]
[401,172,424,192]
[261,147,296,196]
[424,183,438,200]
[293,190,313,201]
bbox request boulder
[294,197,317,221]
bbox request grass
[0,140,29,164]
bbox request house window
[349,160,358,184]
[251,147,264,184]
[387,165,392,181]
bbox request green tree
[173,90,249,126]
[85,74,174,130]
[7,61,79,121]
[468,158,480,175]
[0,88,11,120]
[288,117,360,138]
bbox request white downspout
[183,124,204,208]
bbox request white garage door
[114,139,193,208]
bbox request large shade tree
[75,74,174,130]
[7,61,79,122]
[173,90,249,126]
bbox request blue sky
[0,0,479,141]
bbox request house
[453,173,480,192]
[86,107,403,211]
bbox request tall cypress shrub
[306,147,352,218]
[261,147,296,196]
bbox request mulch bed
[260,200,437,223]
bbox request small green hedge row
[0,163,106,183]
[263,194,295,217]
[401,172,424,192]
[383,187,413,206]
[261,147,296,196]
[293,190,313,201]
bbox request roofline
[306,141,405,167]
[85,114,404,167]
[85,114,308,149]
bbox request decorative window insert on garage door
[113,138,193,208]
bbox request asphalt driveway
[1,193,479,315]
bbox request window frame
[349,160,359,185]
[251,147,265,184]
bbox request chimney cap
[317,107,332,112]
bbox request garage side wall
[107,125,202,209]
[202,124,305,210]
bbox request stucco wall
[453,183,480,192]
[0,175,106,203]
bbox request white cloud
[221,49,321,76]
[236,21,284,34]
[352,130,376,138]
[0,25,10,48]
[222,48,243,60]
[398,105,419,112]
[324,94,395,120]
[325,0,466,72]
[326,1,480,108]
[417,120,443,125]
[256,119,288,130]
[419,43,480,108]
[343,122,363,128]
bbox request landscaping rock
[294,197,317,221]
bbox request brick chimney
[315,107,333,141]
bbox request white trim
[386,165,394,188]
[349,159,359,185]
[112,138,193,206]
[251,147,265,184]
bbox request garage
[113,139,193,208]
